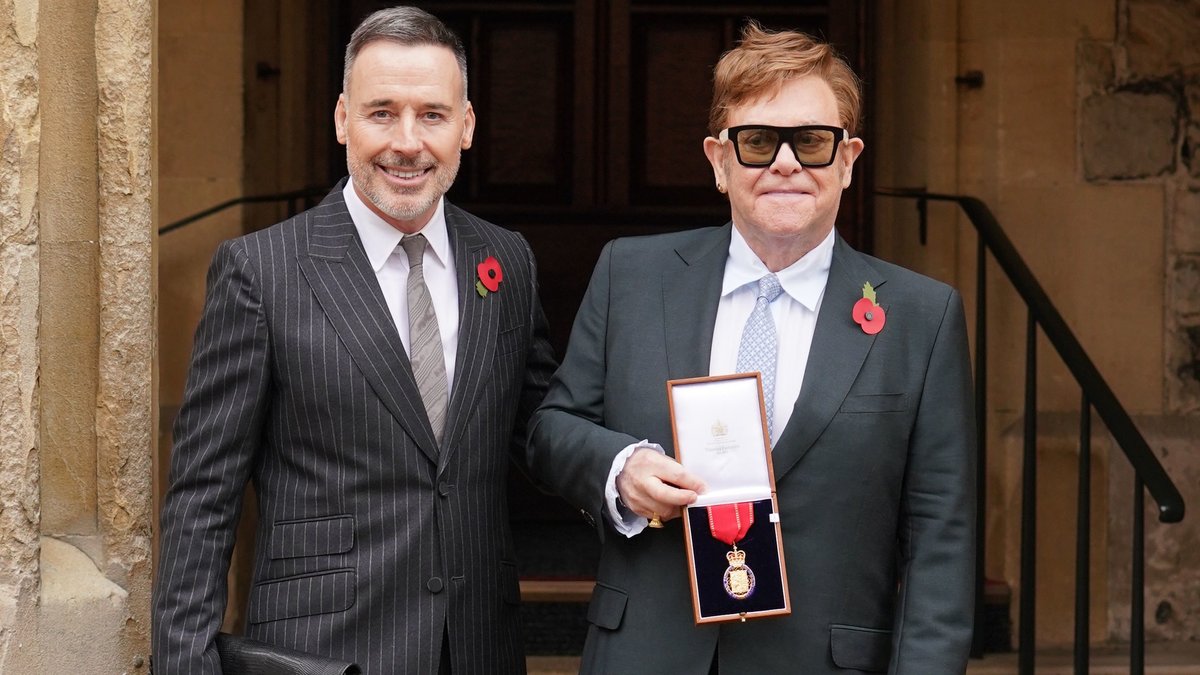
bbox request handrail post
[1019,310,1037,675]
[971,234,988,659]
[1132,478,1145,675]
[1074,394,1091,674]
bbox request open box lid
[668,372,774,506]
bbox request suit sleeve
[890,289,977,673]
[153,239,271,674]
[507,233,558,460]
[526,241,641,534]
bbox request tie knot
[757,274,783,303]
[400,234,427,267]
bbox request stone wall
[876,0,1199,647]
[94,0,155,656]
[1077,0,1200,642]
[0,0,155,671]
[0,0,44,665]
[1080,3,1200,416]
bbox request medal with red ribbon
[707,502,756,600]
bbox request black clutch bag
[215,632,362,675]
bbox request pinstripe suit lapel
[771,236,884,479]
[297,187,441,463]
[439,204,499,469]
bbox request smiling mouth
[380,165,432,180]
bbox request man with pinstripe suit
[153,7,556,674]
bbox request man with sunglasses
[527,22,975,674]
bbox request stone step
[520,579,593,603]
[526,656,579,675]
[527,643,1200,675]
[966,643,1200,675]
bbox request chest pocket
[839,393,907,414]
[269,514,355,559]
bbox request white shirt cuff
[604,440,666,538]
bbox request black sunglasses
[718,124,848,168]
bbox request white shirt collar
[721,225,835,312]
[343,178,452,272]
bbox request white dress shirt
[605,225,835,536]
[708,225,833,443]
[344,179,460,392]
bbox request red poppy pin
[852,282,886,335]
[476,256,503,297]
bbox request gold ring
[648,514,664,529]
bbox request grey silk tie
[736,274,784,438]
[401,234,449,445]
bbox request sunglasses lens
[791,128,838,166]
[734,128,781,165]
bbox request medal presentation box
[667,373,790,624]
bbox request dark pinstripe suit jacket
[154,182,556,674]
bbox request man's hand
[616,448,706,524]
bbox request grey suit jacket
[154,181,556,674]
[528,225,975,674]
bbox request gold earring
[716,183,727,194]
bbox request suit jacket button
[427,577,444,593]
[438,481,451,497]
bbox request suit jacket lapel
[439,204,498,470]
[771,236,885,479]
[297,184,441,463]
[663,224,731,382]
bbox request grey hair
[342,6,469,100]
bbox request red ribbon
[707,502,754,546]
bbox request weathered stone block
[1127,0,1200,79]
[1172,254,1200,318]
[1166,316,1200,413]
[1107,415,1200,640]
[40,242,99,536]
[1081,91,1177,179]
[1077,39,1114,93]
[1174,188,1200,253]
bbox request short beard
[349,151,461,223]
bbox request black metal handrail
[158,186,328,235]
[879,188,1184,674]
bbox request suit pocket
[269,514,355,559]
[500,560,521,606]
[586,582,628,630]
[839,393,907,414]
[247,568,356,624]
[495,324,525,356]
[829,624,891,672]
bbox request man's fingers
[643,479,698,508]
[654,459,706,494]
[617,448,706,522]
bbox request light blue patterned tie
[737,274,784,437]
